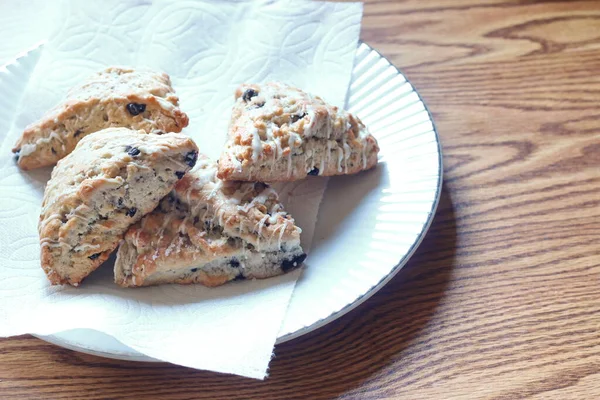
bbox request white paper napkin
[0,1,59,65]
[0,0,362,379]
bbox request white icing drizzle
[39,212,64,232]
[133,215,148,246]
[20,130,66,156]
[40,237,69,249]
[304,109,316,138]
[185,185,195,206]
[256,214,270,237]
[343,140,351,173]
[164,237,177,257]
[287,150,293,178]
[326,112,333,141]
[272,136,282,170]
[337,145,344,173]
[288,132,301,148]
[232,156,243,172]
[319,149,325,175]
[250,126,262,162]
[154,210,175,259]
[67,212,89,225]
[19,143,37,157]
[155,96,176,113]
[271,218,290,249]
[73,243,100,252]
[303,148,312,172]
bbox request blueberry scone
[217,82,379,182]
[115,155,305,287]
[39,127,199,286]
[13,66,189,170]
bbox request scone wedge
[115,156,305,287]
[39,127,199,286]
[217,82,379,182]
[13,66,189,170]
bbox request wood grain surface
[2,1,600,398]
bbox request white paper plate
[1,42,442,361]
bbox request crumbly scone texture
[217,82,380,182]
[39,127,199,286]
[13,66,189,170]
[115,155,305,288]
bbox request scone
[39,127,199,286]
[115,156,305,288]
[13,66,189,170]
[217,82,379,182]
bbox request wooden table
[2,1,599,398]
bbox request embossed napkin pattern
[0,0,362,378]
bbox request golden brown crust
[173,160,301,247]
[115,156,305,288]
[117,213,242,287]
[217,82,379,181]
[39,127,198,286]
[13,66,189,170]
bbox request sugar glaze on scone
[39,127,198,286]
[13,66,189,170]
[217,82,379,182]
[115,156,305,287]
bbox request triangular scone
[39,128,199,286]
[13,66,189,170]
[217,82,379,182]
[115,156,306,287]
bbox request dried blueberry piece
[255,102,265,108]
[51,147,57,155]
[281,253,307,272]
[185,151,198,167]
[126,103,146,116]
[191,268,198,273]
[74,129,84,137]
[308,167,319,176]
[13,149,20,161]
[233,274,246,281]
[290,113,307,123]
[193,216,200,225]
[117,198,124,207]
[126,207,137,217]
[229,258,240,268]
[88,253,101,260]
[125,145,141,157]
[242,88,258,102]
[175,171,185,179]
